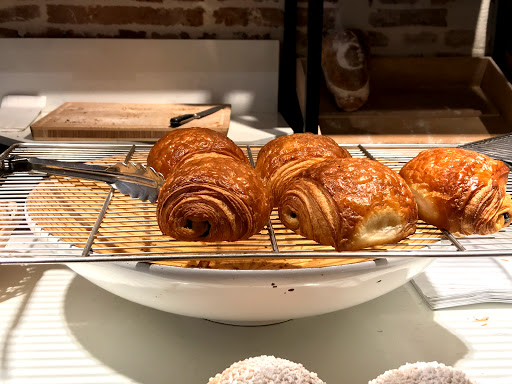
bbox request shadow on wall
[63,275,468,384]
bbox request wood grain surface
[30,102,230,141]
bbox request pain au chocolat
[157,155,271,242]
[150,127,271,242]
[279,158,418,251]
[147,127,249,178]
[399,147,512,236]
[255,133,351,206]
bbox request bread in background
[321,29,370,112]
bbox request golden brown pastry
[255,133,351,206]
[279,158,418,251]
[399,147,512,236]
[157,155,272,242]
[147,127,249,178]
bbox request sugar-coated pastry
[369,361,477,384]
[399,147,512,236]
[207,355,326,384]
[279,158,417,251]
[157,155,271,242]
[255,133,351,206]
[147,127,248,178]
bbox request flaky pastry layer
[279,158,418,251]
[399,147,512,236]
[255,133,351,206]
[147,127,248,178]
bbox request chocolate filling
[200,222,211,237]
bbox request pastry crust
[399,147,512,236]
[255,133,351,206]
[279,158,418,251]
[147,127,248,178]
[157,155,271,242]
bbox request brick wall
[0,0,494,57]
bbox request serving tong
[1,155,165,203]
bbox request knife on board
[169,105,225,127]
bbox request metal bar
[279,0,303,133]
[247,145,279,252]
[0,250,511,265]
[80,145,137,257]
[303,0,324,133]
[358,144,377,160]
[80,190,114,257]
[441,229,466,251]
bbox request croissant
[255,133,351,206]
[147,127,249,178]
[157,155,272,242]
[279,158,418,251]
[399,147,512,236]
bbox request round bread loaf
[369,361,477,384]
[321,29,369,112]
[207,355,326,384]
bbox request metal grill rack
[1,142,511,265]
[460,133,512,168]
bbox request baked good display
[321,29,369,112]
[157,155,271,242]
[147,127,248,178]
[255,133,351,206]
[207,355,326,384]
[279,158,418,251]
[399,147,512,236]
[369,361,477,384]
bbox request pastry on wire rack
[148,127,271,242]
[207,355,326,384]
[157,155,271,242]
[255,133,351,206]
[147,127,249,178]
[279,158,418,251]
[399,147,512,236]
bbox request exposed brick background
[0,0,495,57]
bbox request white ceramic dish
[67,257,433,325]
[25,204,433,325]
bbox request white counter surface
[0,264,511,384]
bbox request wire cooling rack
[1,142,512,264]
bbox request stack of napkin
[412,256,512,310]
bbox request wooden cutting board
[30,102,231,141]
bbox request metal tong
[1,155,165,203]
